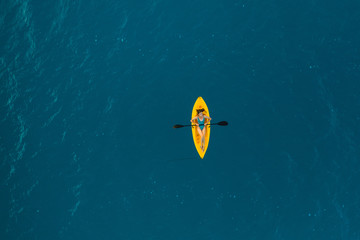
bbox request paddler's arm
[204,116,212,126]
[190,116,199,124]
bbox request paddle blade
[173,124,184,129]
[217,121,228,126]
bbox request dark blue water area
[1,0,360,239]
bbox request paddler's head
[197,108,205,116]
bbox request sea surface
[1,0,360,239]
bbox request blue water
[2,0,360,239]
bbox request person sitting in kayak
[190,108,212,151]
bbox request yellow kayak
[191,97,210,159]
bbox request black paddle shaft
[173,121,228,129]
